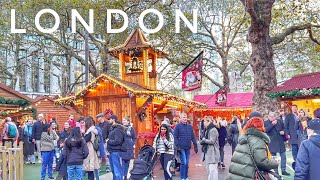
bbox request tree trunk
[241,0,278,115]
[222,56,230,90]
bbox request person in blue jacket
[173,113,198,180]
[295,118,320,180]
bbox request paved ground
[24,144,295,179]
[100,144,295,180]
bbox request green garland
[267,88,320,99]
[0,97,31,106]
[0,107,36,117]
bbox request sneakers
[38,160,42,163]
[221,163,226,169]
[48,177,55,179]
[282,171,290,176]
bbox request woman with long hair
[23,119,35,164]
[120,116,136,180]
[63,127,89,180]
[295,109,312,147]
[153,124,174,180]
[216,118,227,168]
[200,116,220,180]
[83,117,100,180]
[40,122,58,180]
[228,117,279,179]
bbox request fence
[0,142,24,180]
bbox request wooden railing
[0,142,24,180]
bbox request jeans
[271,152,287,172]
[160,153,174,180]
[67,165,83,180]
[87,171,94,180]
[207,163,218,180]
[122,159,130,177]
[109,152,123,180]
[36,140,42,161]
[104,143,111,171]
[179,149,190,179]
[94,169,99,180]
[219,146,224,163]
[292,144,299,162]
[41,150,54,178]
[25,155,35,163]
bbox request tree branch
[203,73,223,88]
[307,27,320,45]
[271,24,320,45]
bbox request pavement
[100,144,296,180]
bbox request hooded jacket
[295,134,320,180]
[228,128,278,180]
[63,138,89,165]
[107,123,126,153]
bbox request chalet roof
[108,28,167,58]
[109,29,151,52]
[268,72,320,99]
[0,83,33,102]
[55,74,207,109]
[194,92,253,109]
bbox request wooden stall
[32,96,80,131]
[194,92,253,121]
[268,72,320,117]
[55,29,206,151]
[0,83,34,131]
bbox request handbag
[246,137,272,180]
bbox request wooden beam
[153,100,168,115]
[186,105,194,114]
[136,96,153,114]
[71,102,84,116]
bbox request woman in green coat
[228,117,278,180]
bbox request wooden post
[19,143,23,180]
[8,150,13,180]
[119,53,125,79]
[143,50,148,87]
[2,149,7,180]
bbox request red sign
[215,86,227,106]
[182,52,203,91]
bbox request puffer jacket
[228,128,278,180]
[63,139,89,165]
[107,123,126,153]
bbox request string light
[54,74,207,108]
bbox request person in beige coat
[83,117,100,180]
[200,116,220,180]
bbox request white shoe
[38,160,42,163]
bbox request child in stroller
[130,145,159,180]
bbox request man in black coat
[32,114,48,163]
[265,112,290,176]
[285,105,299,163]
[107,115,126,180]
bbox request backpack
[7,123,17,138]
[92,132,101,152]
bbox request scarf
[202,122,215,161]
[24,124,33,142]
[300,117,309,130]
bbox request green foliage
[0,97,31,106]
[267,88,320,99]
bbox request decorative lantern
[129,57,142,72]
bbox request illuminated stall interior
[55,28,206,152]
[0,83,34,132]
[268,72,320,117]
[194,92,253,121]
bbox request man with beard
[32,114,48,163]
[285,105,299,167]
[107,115,126,180]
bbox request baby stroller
[130,145,159,180]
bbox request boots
[124,176,128,180]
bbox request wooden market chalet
[55,29,207,149]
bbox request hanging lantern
[129,57,142,72]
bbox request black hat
[249,111,262,119]
[308,118,320,133]
[96,113,104,118]
[108,114,118,121]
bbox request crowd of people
[1,105,320,180]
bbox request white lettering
[107,9,128,33]
[175,9,198,33]
[139,9,164,34]
[11,9,26,33]
[71,9,94,33]
[35,9,60,33]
